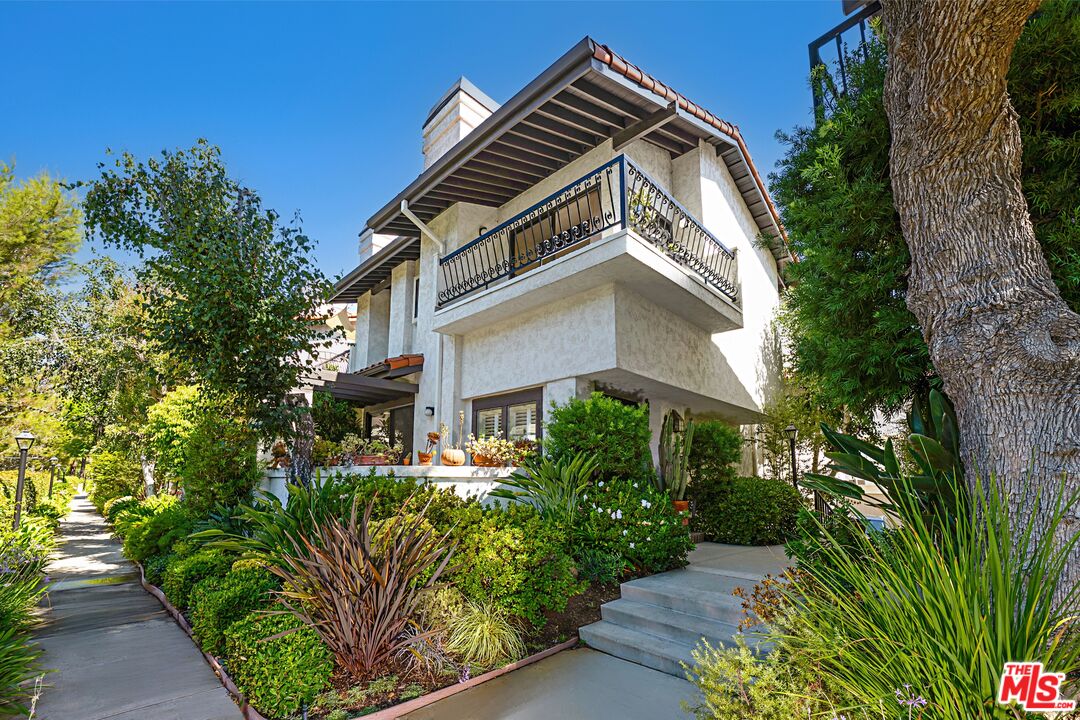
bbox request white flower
[598,481,604,487]
[615,510,623,520]
[610,510,616,519]
[629,542,635,549]
[641,499,651,509]
[583,494,588,500]
[646,537,651,542]
[622,529,628,536]
[633,483,638,488]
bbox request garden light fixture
[13,431,35,530]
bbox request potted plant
[657,413,695,525]
[466,433,530,467]
[440,412,466,466]
[269,440,290,468]
[339,429,404,466]
[418,432,439,466]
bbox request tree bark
[881,0,1080,595]
[286,393,315,487]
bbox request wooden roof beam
[612,102,677,151]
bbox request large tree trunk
[881,0,1080,594]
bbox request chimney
[422,77,499,169]
[358,227,394,262]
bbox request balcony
[433,155,741,334]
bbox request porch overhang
[304,371,419,406]
[330,235,422,302]
[358,36,791,266]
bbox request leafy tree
[0,164,81,437]
[773,7,1080,418]
[144,385,200,488]
[879,0,1080,593]
[310,390,358,443]
[81,140,331,437]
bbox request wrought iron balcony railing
[436,155,739,308]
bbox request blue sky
[4,1,841,280]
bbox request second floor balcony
[433,155,742,334]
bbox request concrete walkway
[32,495,241,720]
[400,647,697,720]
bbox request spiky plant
[269,495,455,681]
[444,600,526,669]
[657,413,695,500]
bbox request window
[472,388,542,441]
[412,276,420,319]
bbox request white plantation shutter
[476,408,503,438]
[507,402,537,441]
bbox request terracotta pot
[472,454,501,468]
[357,454,391,466]
[673,499,690,527]
[417,452,434,466]
[441,448,466,466]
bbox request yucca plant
[269,495,455,681]
[777,473,1080,718]
[444,599,526,669]
[489,451,597,530]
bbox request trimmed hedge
[189,565,279,656]
[544,393,652,482]
[693,476,802,546]
[224,612,333,718]
[161,549,233,610]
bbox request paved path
[32,495,241,720]
[400,647,697,720]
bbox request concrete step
[579,620,697,678]
[600,598,741,650]
[618,570,748,626]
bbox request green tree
[144,385,201,488]
[773,7,1080,418]
[81,140,331,437]
[0,164,81,437]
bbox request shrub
[190,565,279,656]
[103,495,139,523]
[269,497,454,681]
[688,420,742,481]
[120,501,195,564]
[451,503,583,625]
[145,385,200,488]
[225,612,333,717]
[575,478,693,576]
[776,476,1080,717]
[143,553,174,587]
[489,452,596,530]
[86,450,142,510]
[161,549,234,609]
[312,390,359,443]
[544,393,651,482]
[695,477,801,546]
[179,409,260,513]
[444,600,525,669]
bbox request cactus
[658,413,695,500]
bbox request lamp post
[13,431,36,530]
[48,456,59,498]
[783,424,798,490]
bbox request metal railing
[436,155,739,307]
[808,1,880,119]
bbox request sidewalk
[31,495,241,720]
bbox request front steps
[579,565,763,678]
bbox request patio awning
[304,370,419,406]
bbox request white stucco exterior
[331,75,783,470]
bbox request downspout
[398,200,450,446]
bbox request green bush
[179,410,260,513]
[190,565,279,656]
[0,625,38,717]
[688,420,742,481]
[544,393,652,482]
[161,549,234,609]
[143,552,174,587]
[695,477,801,546]
[103,495,139,522]
[450,503,583,626]
[312,390,359,443]
[224,612,333,718]
[120,501,195,564]
[575,478,693,576]
[86,450,143,511]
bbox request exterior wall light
[424,406,435,417]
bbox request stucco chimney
[422,77,499,169]
[358,227,394,262]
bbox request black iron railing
[436,155,739,307]
[808,1,880,118]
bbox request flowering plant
[465,433,530,467]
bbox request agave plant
[800,389,963,521]
[269,494,455,681]
[489,452,597,529]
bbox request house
[310,37,792,471]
